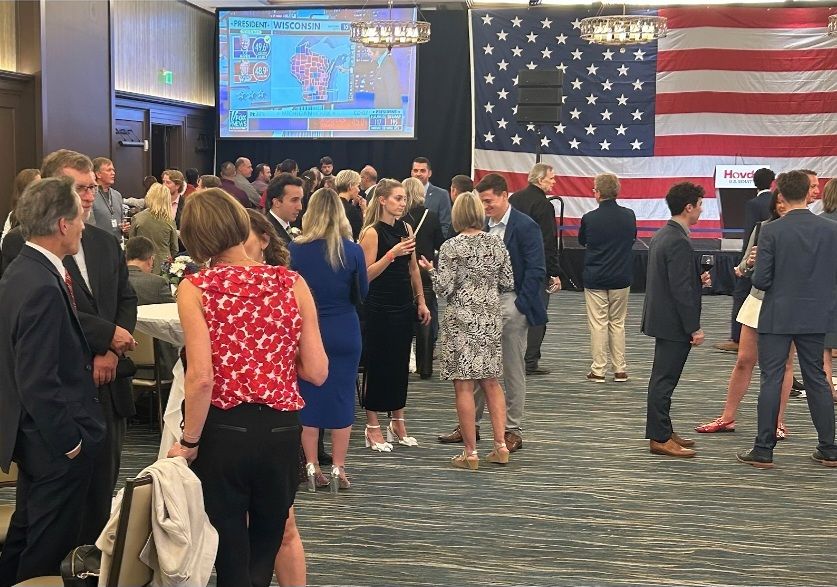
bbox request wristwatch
[179,436,200,449]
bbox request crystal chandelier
[350,1,431,52]
[829,14,837,36]
[579,11,668,46]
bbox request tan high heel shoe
[485,442,510,465]
[451,450,479,470]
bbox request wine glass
[700,254,715,274]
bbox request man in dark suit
[642,182,710,458]
[360,165,378,201]
[411,157,452,238]
[265,173,304,244]
[579,173,637,383]
[510,163,562,375]
[471,173,546,452]
[715,167,775,353]
[0,177,106,586]
[737,171,837,469]
[3,150,138,543]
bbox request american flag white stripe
[656,70,837,94]
[655,113,837,138]
[662,27,837,51]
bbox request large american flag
[471,6,837,237]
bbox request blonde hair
[297,188,351,270]
[144,183,174,222]
[451,191,485,233]
[360,178,403,240]
[334,169,361,193]
[823,178,837,214]
[180,188,250,263]
[403,177,425,209]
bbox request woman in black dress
[358,179,431,451]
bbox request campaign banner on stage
[715,165,770,189]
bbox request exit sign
[158,70,173,85]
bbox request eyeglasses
[74,184,98,193]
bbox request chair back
[106,475,154,587]
[0,462,18,487]
[127,330,156,368]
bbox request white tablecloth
[135,303,184,459]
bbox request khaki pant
[584,287,630,376]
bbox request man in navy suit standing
[0,178,106,586]
[642,182,710,458]
[737,170,837,469]
[411,157,452,238]
[474,173,546,452]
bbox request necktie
[64,271,77,311]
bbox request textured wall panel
[0,2,16,72]
[113,0,214,106]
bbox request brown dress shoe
[671,432,695,448]
[650,438,696,458]
[437,425,480,444]
[504,431,523,453]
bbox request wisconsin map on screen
[218,8,419,139]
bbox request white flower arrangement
[288,227,302,240]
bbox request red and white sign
[715,164,771,189]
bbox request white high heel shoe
[364,425,393,452]
[386,418,419,447]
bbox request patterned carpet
[4,291,837,586]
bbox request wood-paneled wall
[0,2,16,72]
[113,0,214,106]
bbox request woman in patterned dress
[167,188,327,587]
[419,191,514,470]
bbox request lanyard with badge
[97,187,119,230]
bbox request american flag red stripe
[471,6,837,236]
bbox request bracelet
[385,251,395,263]
[413,293,424,301]
[179,436,200,448]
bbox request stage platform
[5,292,836,586]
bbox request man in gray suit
[642,182,710,458]
[234,157,261,207]
[125,236,174,306]
[737,170,837,469]
[411,157,452,238]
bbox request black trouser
[753,333,837,458]
[415,280,437,378]
[729,276,751,342]
[192,404,301,587]
[645,338,692,442]
[78,384,126,545]
[0,429,97,587]
[525,284,550,370]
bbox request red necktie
[64,272,77,311]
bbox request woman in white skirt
[696,190,795,438]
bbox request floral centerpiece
[160,255,201,288]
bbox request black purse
[60,545,101,586]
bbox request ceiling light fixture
[579,4,667,47]
[350,1,431,53]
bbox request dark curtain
[216,10,472,189]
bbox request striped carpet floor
[4,291,837,586]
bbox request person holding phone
[358,179,430,452]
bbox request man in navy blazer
[641,182,709,458]
[0,178,106,585]
[411,157,452,238]
[473,173,546,452]
[738,171,837,469]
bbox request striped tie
[64,271,77,311]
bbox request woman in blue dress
[289,188,368,491]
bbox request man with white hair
[510,162,562,375]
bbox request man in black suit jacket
[510,163,562,375]
[265,173,304,244]
[737,171,837,469]
[716,167,775,352]
[0,178,106,586]
[3,150,138,543]
[641,182,710,458]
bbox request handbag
[60,545,100,587]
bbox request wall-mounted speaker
[515,69,563,124]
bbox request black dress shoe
[792,377,805,391]
[811,449,837,467]
[525,367,551,375]
[736,449,774,469]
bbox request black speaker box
[515,69,562,124]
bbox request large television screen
[217,8,419,140]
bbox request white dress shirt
[269,210,290,232]
[488,204,512,241]
[72,246,92,292]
